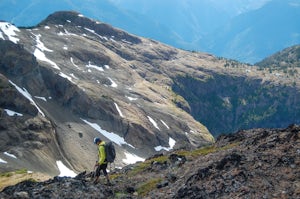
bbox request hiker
[93,137,111,185]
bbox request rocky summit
[0,10,299,187]
[0,124,299,198]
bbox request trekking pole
[93,161,98,178]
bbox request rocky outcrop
[0,73,62,175]
[175,125,299,198]
[0,125,299,198]
[173,72,300,136]
[0,74,37,117]
[39,11,142,45]
[0,40,46,96]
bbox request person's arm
[98,145,106,164]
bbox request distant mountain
[0,0,228,50]
[110,0,271,32]
[204,0,300,63]
[109,0,231,49]
[256,44,300,70]
[0,0,176,46]
[2,0,298,64]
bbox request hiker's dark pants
[95,163,108,177]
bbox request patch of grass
[115,192,129,198]
[128,162,151,176]
[15,168,27,174]
[175,142,240,158]
[191,145,217,156]
[174,150,190,157]
[150,155,168,163]
[0,169,27,177]
[109,173,121,180]
[128,155,169,176]
[137,177,162,197]
[0,170,50,191]
[129,142,239,177]
[219,142,240,150]
[174,145,215,158]
[0,172,13,177]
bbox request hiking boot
[106,181,113,186]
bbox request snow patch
[122,152,145,164]
[0,22,20,43]
[121,39,132,44]
[82,119,134,148]
[70,73,78,79]
[126,96,138,101]
[59,72,75,83]
[70,57,79,68]
[34,48,60,70]
[108,77,117,87]
[4,152,17,159]
[169,137,176,148]
[0,32,4,40]
[0,158,7,164]
[160,120,170,129]
[84,27,111,41]
[147,116,160,130]
[34,96,47,101]
[114,103,124,118]
[110,38,117,42]
[56,160,77,177]
[155,137,176,152]
[4,109,23,116]
[9,80,45,117]
[86,61,104,71]
[57,29,77,37]
[33,33,53,52]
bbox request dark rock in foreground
[1,125,299,198]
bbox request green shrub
[137,178,162,197]
[0,172,13,177]
[15,168,28,174]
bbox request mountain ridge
[256,44,300,71]
[203,0,300,63]
[1,11,215,176]
[1,0,299,63]
[0,11,299,179]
